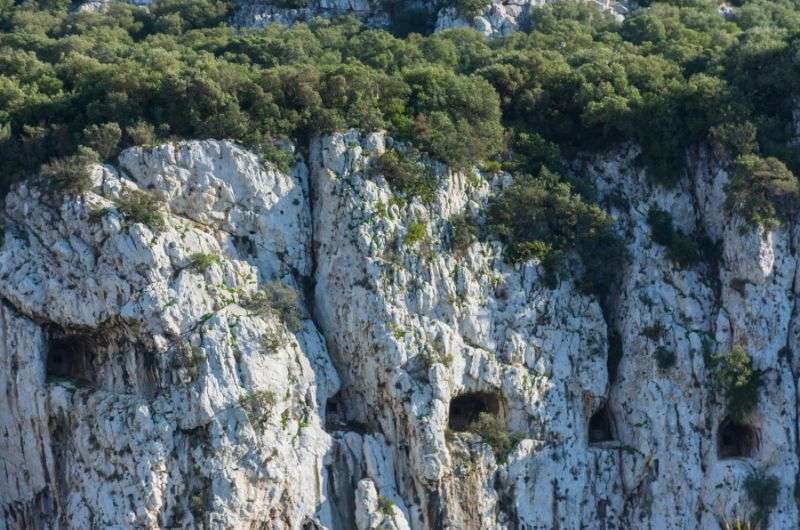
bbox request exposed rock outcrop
[1,133,798,529]
[233,0,629,37]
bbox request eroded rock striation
[1,134,799,529]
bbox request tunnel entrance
[46,330,96,385]
[717,418,758,459]
[448,392,503,432]
[588,405,615,444]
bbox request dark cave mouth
[717,418,758,459]
[46,328,97,386]
[448,391,504,432]
[588,404,615,445]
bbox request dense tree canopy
[1,0,800,292]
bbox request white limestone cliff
[233,0,628,38]
[1,133,798,529]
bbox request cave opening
[46,330,96,385]
[717,418,758,459]
[448,391,503,432]
[325,391,344,431]
[324,391,370,433]
[588,405,615,444]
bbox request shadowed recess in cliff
[45,323,159,395]
[46,328,98,386]
[717,418,759,459]
[588,404,615,445]
[324,390,371,433]
[448,391,504,432]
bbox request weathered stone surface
[1,134,798,529]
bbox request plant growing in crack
[239,389,277,428]
[115,188,166,233]
[261,328,288,352]
[466,412,524,464]
[187,252,220,273]
[708,344,763,420]
[655,346,676,370]
[744,471,779,528]
[377,495,395,516]
[241,281,302,332]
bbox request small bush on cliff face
[38,146,98,195]
[187,252,220,273]
[373,149,438,204]
[173,340,206,380]
[487,169,625,296]
[377,495,395,516]
[709,345,762,420]
[725,155,799,229]
[443,0,491,19]
[467,412,523,464]
[242,282,302,332]
[82,122,121,160]
[239,389,276,426]
[654,346,676,370]
[116,189,166,233]
[449,213,477,253]
[744,471,779,527]
[404,222,427,246]
[646,206,708,267]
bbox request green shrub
[38,146,98,195]
[116,189,166,233]
[488,169,626,296]
[725,155,799,229]
[126,121,157,147]
[710,345,762,420]
[444,0,491,19]
[377,495,395,516]
[449,213,477,253]
[646,206,706,267]
[373,149,438,204]
[505,240,551,263]
[401,66,503,168]
[654,346,676,370]
[744,471,779,527]
[647,207,674,247]
[261,329,287,351]
[404,222,427,246]
[667,233,704,267]
[261,143,296,174]
[242,281,303,331]
[149,0,234,31]
[82,122,122,160]
[709,122,758,161]
[641,322,667,341]
[467,412,524,464]
[188,252,220,273]
[239,389,277,426]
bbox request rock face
[1,133,799,529]
[233,0,629,37]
